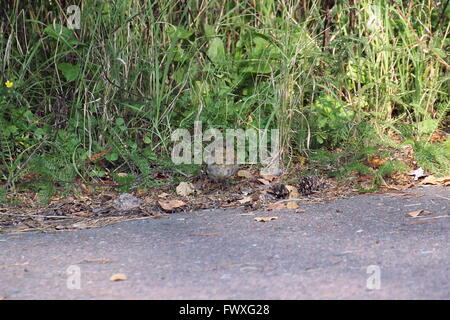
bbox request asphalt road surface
[1,185,449,299]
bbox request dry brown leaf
[158,192,170,198]
[238,196,253,204]
[266,202,286,210]
[151,214,168,219]
[135,188,146,196]
[79,183,91,195]
[407,210,430,218]
[21,172,40,182]
[286,185,299,198]
[369,157,387,167]
[86,149,111,163]
[286,201,299,209]
[257,178,271,185]
[357,174,375,182]
[73,211,91,217]
[436,176,450,184]
[429,130,447,143]
[260,174,277,182]
[158,199,186,212]
[221,203,238,208]
[254,216,278,222]
[143,196,154,203]
[419,175,450,185]
[176,182,196,197]
[110,273,127,281]
[419,176,438,185]
[388,130,403,144]
[237,170,253,179]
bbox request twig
[0,212,73,219]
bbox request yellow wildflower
[5,80,13,88]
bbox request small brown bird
[206,162,240,182]
[204,141,240,182]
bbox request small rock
[176,182,196,197]
[113,193,141,211]
[409,167,427,181]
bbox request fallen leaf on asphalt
[240,266,260,272]
[158,199,186,212]
[419,175,450,185]
[407,209,431,218]
[286,201,299,209]
[176,182,196,197]
[151,214,169,219]
[82,258,112,264]
[266,202,287,210]
[254,216,277,222]
[237,169,253,179]
[110,273,127,281]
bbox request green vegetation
[0,0,449,202]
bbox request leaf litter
[1,137,449,233]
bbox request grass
[0,0,449,202]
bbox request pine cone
[297,175,324,195]
[270,183,290,199]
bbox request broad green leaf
[168,26,193,40]
[204,24,216,37]
[57,63,81,81]
[207,37,226,66]
[44,24,84,46]
[431,48,446,58]
[107,152,119,161]
[418,119,438,135]
[143,136,151,144]
[115,118,125,126]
